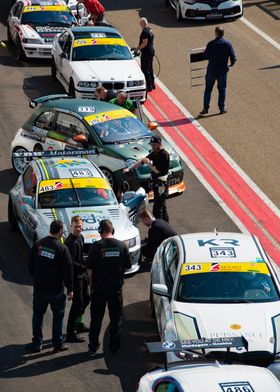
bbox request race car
[138,337,280,391]
[11,94,185,198]
[150,231,280,363]
[8,151,146,274]
[165,0,242,21]
[51,26,146,102]
[7,0,76,61]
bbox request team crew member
[124,135,170,222]
[139,209,177,261]
[95,86,117,102]
[26,220,73,353]
[77,0,105,24]
[133,17,155,92]
[200,26,236,115]
[87,220,131,354]
[110,91,136,113]
[65,216,90,343]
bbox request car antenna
[214,227,218,236]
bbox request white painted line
[154,77,280,220]
[241,17,280,51]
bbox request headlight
[127,80,145,87]
[170,149,179,161]
[22,38,42,44]
[77,81,98,88]
[125,158,137,168]
[124,237,137,248]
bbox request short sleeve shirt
[109,97,135,113]
[147,148,170,179]
[139,27,154,54]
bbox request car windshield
[91,116,152,143]
[177,265,279,303]
[21,10,74,26]
[38,178,117,208]
[72,42,132,61]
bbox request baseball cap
[149,135,162,144]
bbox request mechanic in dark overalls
[124,135,170,222]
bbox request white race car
[138,338,280,391]
[165,0,242,21]
[150,231,280,363]
[7,0,76,60]
[9,151,146,273]
[51,26,146,102]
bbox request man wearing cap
[124,135,170,222]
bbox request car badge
[110,77,115,80]
[162,341,176,350]
[230,324,241,330]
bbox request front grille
[185,5,241,17]
[102,82,124,90]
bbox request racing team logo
[162,341,176,350]
[210,263,220,272]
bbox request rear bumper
[181,1,242,19]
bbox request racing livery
[8,155,146,273]
[7,0,76,60]
[11,95,185,198]
[166,0,242,21]
[150,231,280,363]
[51,26,146,102]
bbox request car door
[56,33,73,87]
[32,110,65,151]
[158,240,179,338]
[9,1,23,42]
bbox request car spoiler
[13,149,98,159]
[29,94,73,108]
[146,337,248,354]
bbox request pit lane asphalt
[0,0,278,390]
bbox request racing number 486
[223,387,254,392]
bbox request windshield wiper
[70,178,81,207]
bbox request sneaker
[25,343,42,353]
[220,109,227,114]
[199,109,208,115]
[75,324,90,333]
[88,343,100,355]
[65,333,85,343]
[52,344,68,354]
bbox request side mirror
[80,16,89,26]
[121,191,137,205]
[60,52,68,59]
[10,16,19,23]
[152,283,170,298]
[22,195,34,208]
[73,134,87,143]
[148,121,158,131]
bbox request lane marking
[241,17,280,51]
[145,80,280,263]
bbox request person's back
[148,219,177,250]
[204,37,234,76]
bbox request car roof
[70,26,120,36]
[34,157,102,181]
[178,232,267,264]
[19,0,65,5]
[42,98,130,118]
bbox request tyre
[165,0,171,5]
[100,167,118,193]
[176,0,183,21]
[7,27,13,44]
[16,38,26,62]
[12,147,29,175]
[8,199,19,232]
[69,79,76,97]
[51,58,57,81]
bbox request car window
[58,31,69,48]
[163,241,179,287]
[23,165,37,197]
[21,10,74,26]
[63,35,72,56]
[35,111,56,130]
[153,380,182,392]
[13,2,23,18]
[55,112,89,143]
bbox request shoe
[146,86,153,92]
[199,109,208,115]
[88,343,100,355]
[152,83,156,90]
[52,344,68,354]
[65,333,85,343]
[220,109,227,114]
[25,343,42,353]
[75,324,90,333]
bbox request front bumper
[22,43,53,58]
[75,85,146,103]
[181,1,242,19]
[148,180,186,201]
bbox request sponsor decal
[38,245,55,259]
[90,33,106,38]
[78,106,96,113]
[198,239,240,247]
[219,381,255,392]
[180,262,270,276]
[23,5,70,12]
[210,247,236,258]
[50,159,88,168]
[85,109,135,126]
[230,324,241,330]
[32,126,48,136]
[73,37,126,48]
[39,178,110,193]
[70,169,92,177]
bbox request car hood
[38,204,138,244]
[173,301,280,353]
[71,59,143,82]
[20,24,67,41]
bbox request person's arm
[136,38,148,51]
[123,157,145,173]
[28,243,37,277]
[127,99,136,114]
[229,42,236,66]
[63,247,74,300]
[87,268,93,286]
[141,157,160,175]
[203,42,210,60]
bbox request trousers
[203,73,228,111]
[153,181,169,222]
[141,51,155,90]
[67,275,90,335]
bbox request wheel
[7,27,13,44]
[69,79,76,97]
[8,199,19,232]
[51,58,57,81]
[100,167,118,193]
[150,283,156,319]
[165,0,171,5]
[176,0,183,21]
[16,38,26,62]
[12,147,29,175]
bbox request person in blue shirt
[200,26,236,115]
